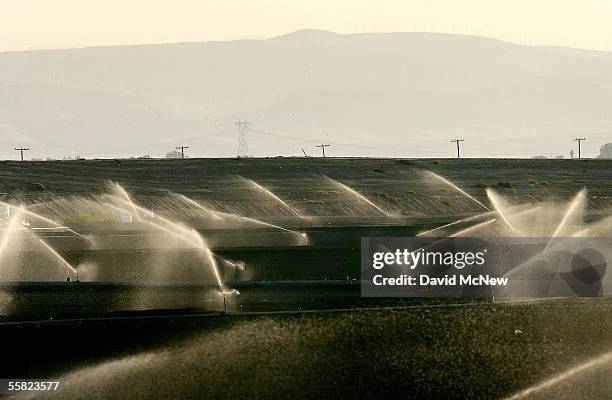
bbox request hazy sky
[2,0,612,52]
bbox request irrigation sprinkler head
[219,289,239,315]
[223,259,244,270]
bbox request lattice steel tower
[235,119,251,157]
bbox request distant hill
[1,29,611,159]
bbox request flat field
[1,158,611,399]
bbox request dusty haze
[1,29,611,159]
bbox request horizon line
[2,29,610,55]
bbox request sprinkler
[220,289,240,315]
[222,292,227,314]
[224,259,245,282]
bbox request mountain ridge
[1,30,611,159]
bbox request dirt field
[5,300,612,400]
[1,157,610,218]
[2,158,612,399]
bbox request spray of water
[485,189,518,233]
[38,238,78,276]
[416,211,496,237]
[324,176,390,217]
[504,348,612,400]
[174,193,307,240]
[112,182,141,221]
[108,193,227,292]
[449,218,497,237]
[450,207,542,238]
[422,170,490,210]
[223,258,245,270]
[0,226,70,232]
[239,177,303,217]
[545,189,586,249]
[0,209,78,279]
[195,235,227,293]
[175,194,223,221]
[0,210,23,258]
[0,201,87,240]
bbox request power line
[250,128,449,155]
[316,144,331,157]
[574,138,586,159]
[175,145,189,159]
[451,139,464,159]
[14,147,29,161]
[79,131,231,158]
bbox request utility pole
[574,138,585,159]
[235,119,251,157]
[451,139,464,159]
[175,146,189,159]
[14,147,29,161]
[316,144,330,157]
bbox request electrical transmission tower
[175,145,189,159]
[235,119,251,157]
[451,139,464,159]
[574,138,585,159]
[15,147,29,161]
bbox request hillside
[1,30,612,159]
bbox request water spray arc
[0,209,24,261]
[174,193,309,243]
[422,171,490,211]
[176,194,224,221]
[504,348,612,400]
[0,201,88,240]
[416,211,496,237]
[324,176,390,217]
[108,187,228,293]
[544,189,586,250]
[485,189,518,233]
[112,182,141,222]
[0,208,79,281]
[239,177,303,217]
[38,238,79,278]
